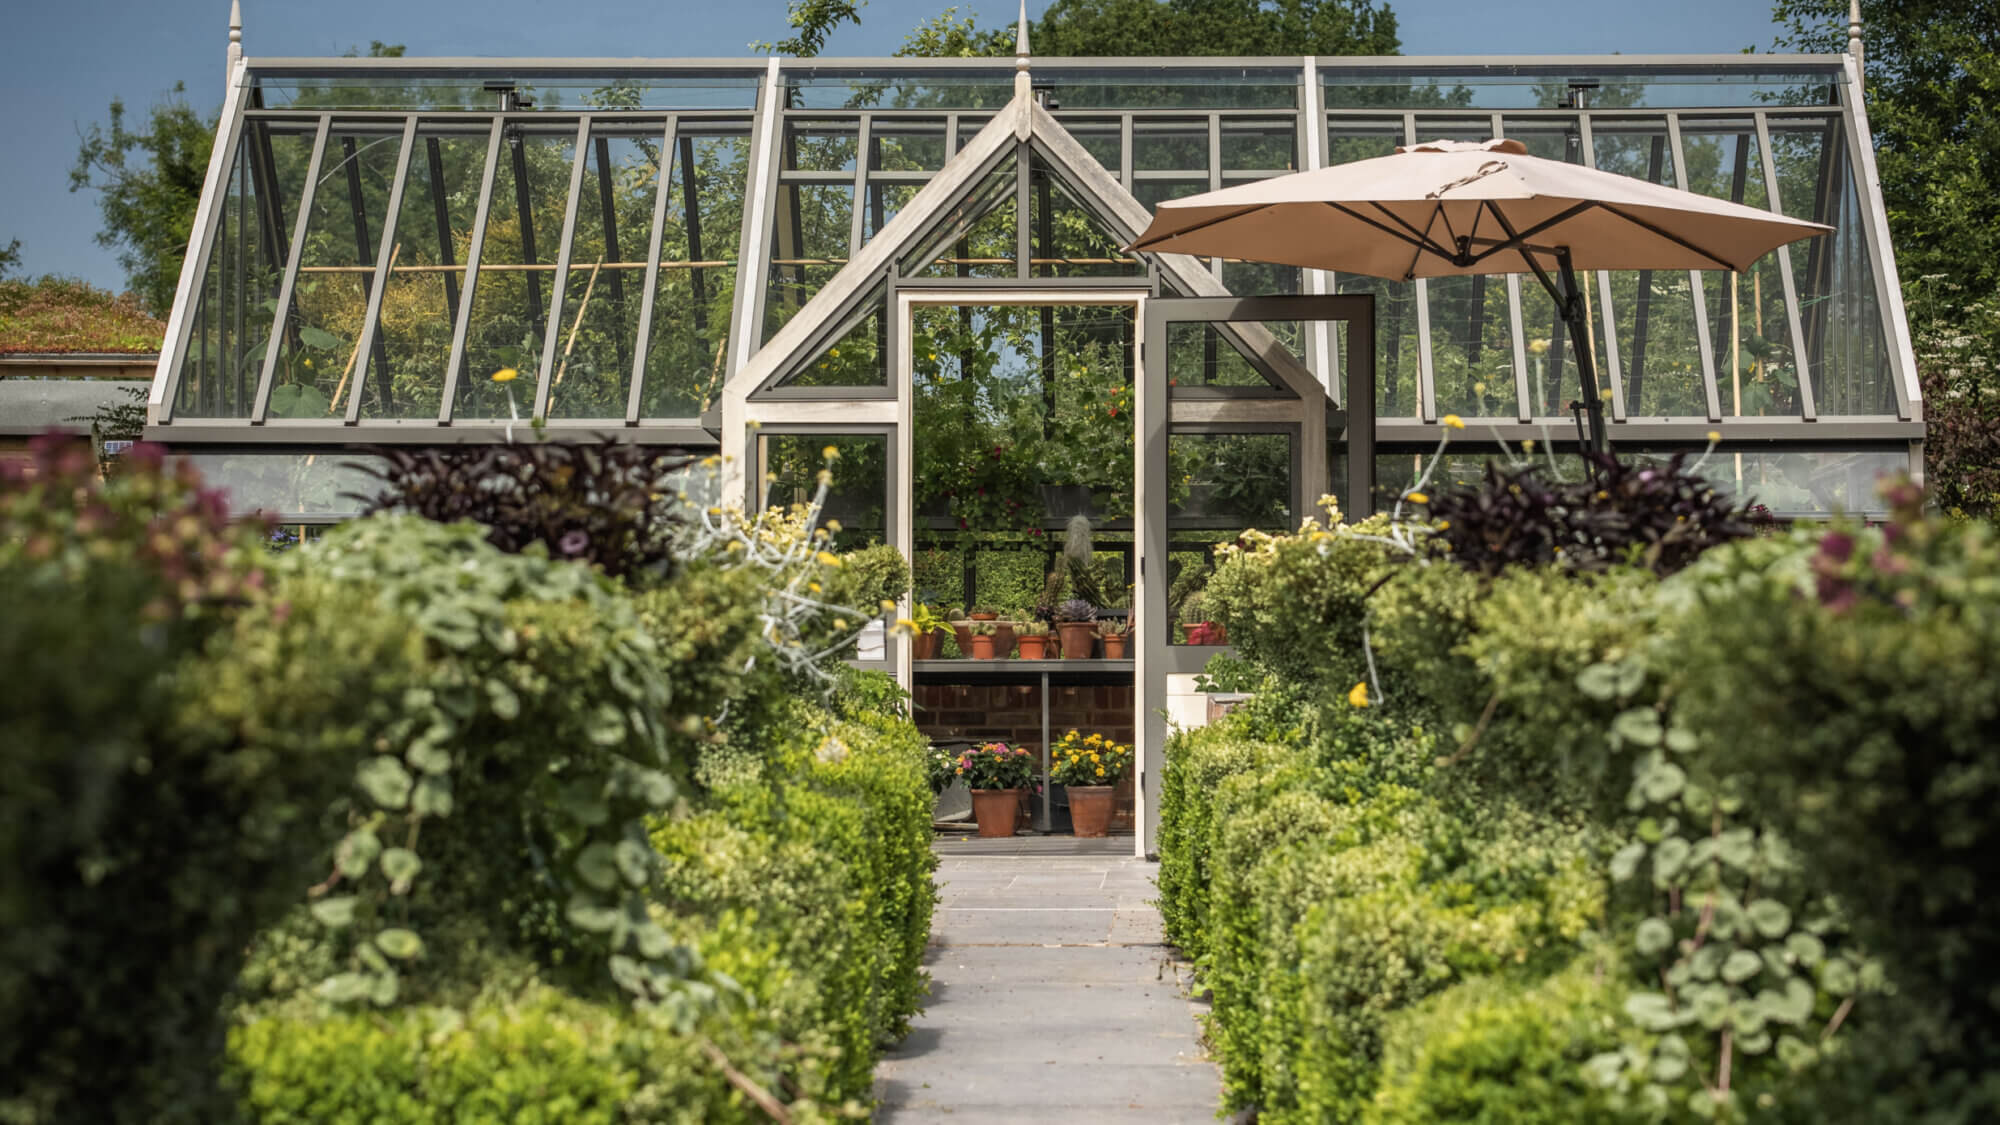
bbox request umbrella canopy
[1129,138,1830,281]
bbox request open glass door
[1136,294,1376,856]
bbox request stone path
[873,836,1220,1123]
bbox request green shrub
[0,438,346,1125]
[1368,951,1639,1125]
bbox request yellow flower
[1441,414,1465,430]
[817,551,842,566]
[1348,681,1370,708]
[1707,430,1721,444]
[1406,491,1429,504]
[822,445,840,461]
[1522,439,1537,452]
[1095,767,1105,776]
[490,368,519,383]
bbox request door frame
[1138,294,1376,856]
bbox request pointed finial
[1015,0,1032,99]
[1846,0,1864,87]
[227,0,243,88]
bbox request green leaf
[586,703,627,746]
[1776,1035,1818,1071]
[413,774,454,817]
[375,928,424,960]
[1786,932,1826,968]
[299,324,341,350]
[310,896,358,928]
[336,828,381,878]
[566,894,619,933]
[369,969,399,1007]
[1649,1047,1689,1082]
[1691,943,1727,981]
[485,678,520,721]
[614,838,653,887]
[1664,726,1699,753]
[1653,836,1692,884]
[316,972,374,1003]
[1610,841,1647,882]
[1578,663,1621,700]
[632,920,674,960]
[1736,1028,1773,1055]
[406,741,452,776]
[1583,1051,1628,1088]
[1820,958,1858,996]
[1692,983,1732,1028]
[1635,917,1676,957]
[380,847,422,894]
[356,756,414,810]
[1623,991,1688,1032]
[357,941,389,973]
[558,782,610,827]
[1716,828,1757,870]
[1642,762,1687,803]
[576,843,620,891]
[1723,949,1764,983]
[1613,707,1663,747]
[1747,899,1792,939]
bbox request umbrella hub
[1395,137,1528,156]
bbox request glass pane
[444,125,572,421]
[900,161,1017,280]
[1030,159,1143,279]
[1671,447,1906,515]
[778,292,887,388]
[643,129,746,418]
[785,121,859,173]
[1060,119,1122,173]
[1590,119,1709,418]
[1412,117,1512,419]
[1503,116,1588,417]
[1326,122,1420,418]
[764,182,853,339]
[1680,118,1800,419]
[760,433,887,551]
[1133,120,1210,173]
[175,451,384,519]
[1164,316,1298,390]
[176,121,311,418]
[340,125,484,419]
[1220,119,1297,173]
[1766,117,1896,416]
[869,123,949,172]
[1168,431,1294,645]
[546,126,661,420]
[268,125,397,421]
[863,181,922,245]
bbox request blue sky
[4,0,1801,291]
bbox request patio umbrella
[1128,138,1831,452]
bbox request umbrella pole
[1552,248,1610,460]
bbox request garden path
[872,836,1220,1123]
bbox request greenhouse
[147,42,1922,852]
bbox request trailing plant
[352,440,691,583]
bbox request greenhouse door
[1136,294,1375,856]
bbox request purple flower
[558,529,590,556]
[1818,531,1855,564]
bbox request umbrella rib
[1320,201,1435,256]
[1597,206,1742,272]
[1125,203,1270,252]
[1463,201,1600,268]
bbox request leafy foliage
[1908,276,2000,517]
[68,83,214,317]
[0,276,165,354]
[352,441,691,583]
[1427,451,1755,577]
[1031,0,1401,57]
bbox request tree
[759,0,866,57]
[0,239,19,280]
[68,84,212,318]
[1774,1,2000,299]
[1030,0,1399,57]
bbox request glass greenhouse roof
[151,52,1920,496]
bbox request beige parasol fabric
[1128,138,1830,281]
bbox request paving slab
[874,840,1218,1122]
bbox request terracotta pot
[968,633,997,659]
[1017,634,1049,659]
[912,631,942,660]
[969,611,999,621]
[1101,633,1128,659]
[994,623,1017,657]
[970,789,1020,837]
[951,621,973,657]
[1058,622,1097,659]
[1068,785,1116,838]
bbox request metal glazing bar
[1666,115,1724,421]
[1207,113,1223,280]
[510,127,544,337]
[1755,112,1817,421]
[1302,58,1337,403]
[345,116,418,423]
[438,119,505,421]
[627,115,679,425]
[595,131,631,378]
[426,137,461,317]
[1015,138,1032,279]
[681,130,712,374]
[1577,115,1628,421]
[1837,54,1920,419]
[234,148,248,414]
[248,116,291,276]
[848,115,871,256]
[1491,114,1532,421]
[1626,132,1667,411]
[945,112,959,160]
[251,116,332,422]
[530,116,593,421]
[1406,113,1437,423]
[1119,116,1134,188]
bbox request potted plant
[926,742,959,797]
[1051,730,1134,838]
[1053,598,1097,659]
[965,620,999,659]
[1015,620,1051,659]
[909,603,952,660]
[968,606,1000,621]
[957,742,1038,837]
[1097,619,1131,659]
